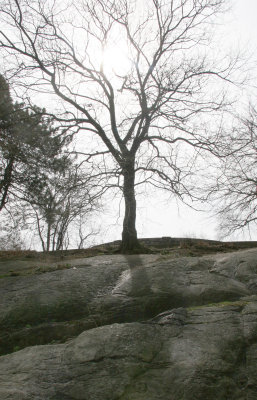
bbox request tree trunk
[120,158,140,252]
[46,222,51,252]
[0,156,15,211]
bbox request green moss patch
[187,300,250,312]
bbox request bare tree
[0,0,238,251]
[20,165,100,251]
[0,207,25,250]
[209,106,257,238]
[76,216,100,250]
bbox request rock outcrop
[0,247,257,399]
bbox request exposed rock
[1,300,257,399]
[0,248,257,399]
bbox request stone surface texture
[0,248,257,399]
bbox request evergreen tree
[0,75,69,211]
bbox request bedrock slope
[0,248,257,399]
[1,300,257,399]
[0,250,254,354]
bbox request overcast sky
[232,0,257,40]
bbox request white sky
[98,0,257,245]
[232,0,257,40]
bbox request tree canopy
[0,0,241,251]
[0,74,70,211]
[0,75,100,250]
[209,107,257,238]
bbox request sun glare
[102,44,132,76]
